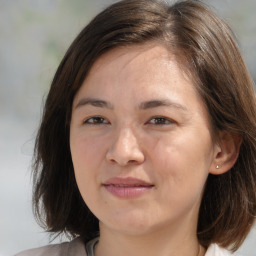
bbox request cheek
[70,135,103,195]
[149,133,212,193]
[149,135,184,175]
[151,140,207,215]
[152,128,214,169]
[70,134,105,170]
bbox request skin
[70,44,238,256]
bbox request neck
[94,221,205,256]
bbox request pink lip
[103,177,154,199]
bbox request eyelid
[146,116,175,125]
[83,116,110,125]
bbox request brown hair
[33,0,256,251]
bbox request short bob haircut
[33,0,256,252]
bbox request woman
[16,0,256,255]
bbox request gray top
[15,237,239,256]
[85,237,98,256]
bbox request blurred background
[0,0,255,255]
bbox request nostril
[128,160,137,164]
[109,158,116,164]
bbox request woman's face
[70,44,220,236]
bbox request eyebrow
[139,99,187,111]
[75,98,114,109]
[75,97,187,111]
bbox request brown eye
[148,117,174,125]
[83,116,109,125]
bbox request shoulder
[206,244,242,256]
[14,237,87,256]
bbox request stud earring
[216,165,220,169]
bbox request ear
[210,131,242,175]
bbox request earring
[216,165,220,169]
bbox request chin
[99,211,164,236]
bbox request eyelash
[83,116,174,126]
[83,116,110,125]
[147,116,174,125]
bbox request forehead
[74,43,202,109]
[90,43,179,75]
[83,43,194,92]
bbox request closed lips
[103,177,154,187]
[103,177,154,198]
[105,184,153,187]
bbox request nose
[106,127,145,166]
